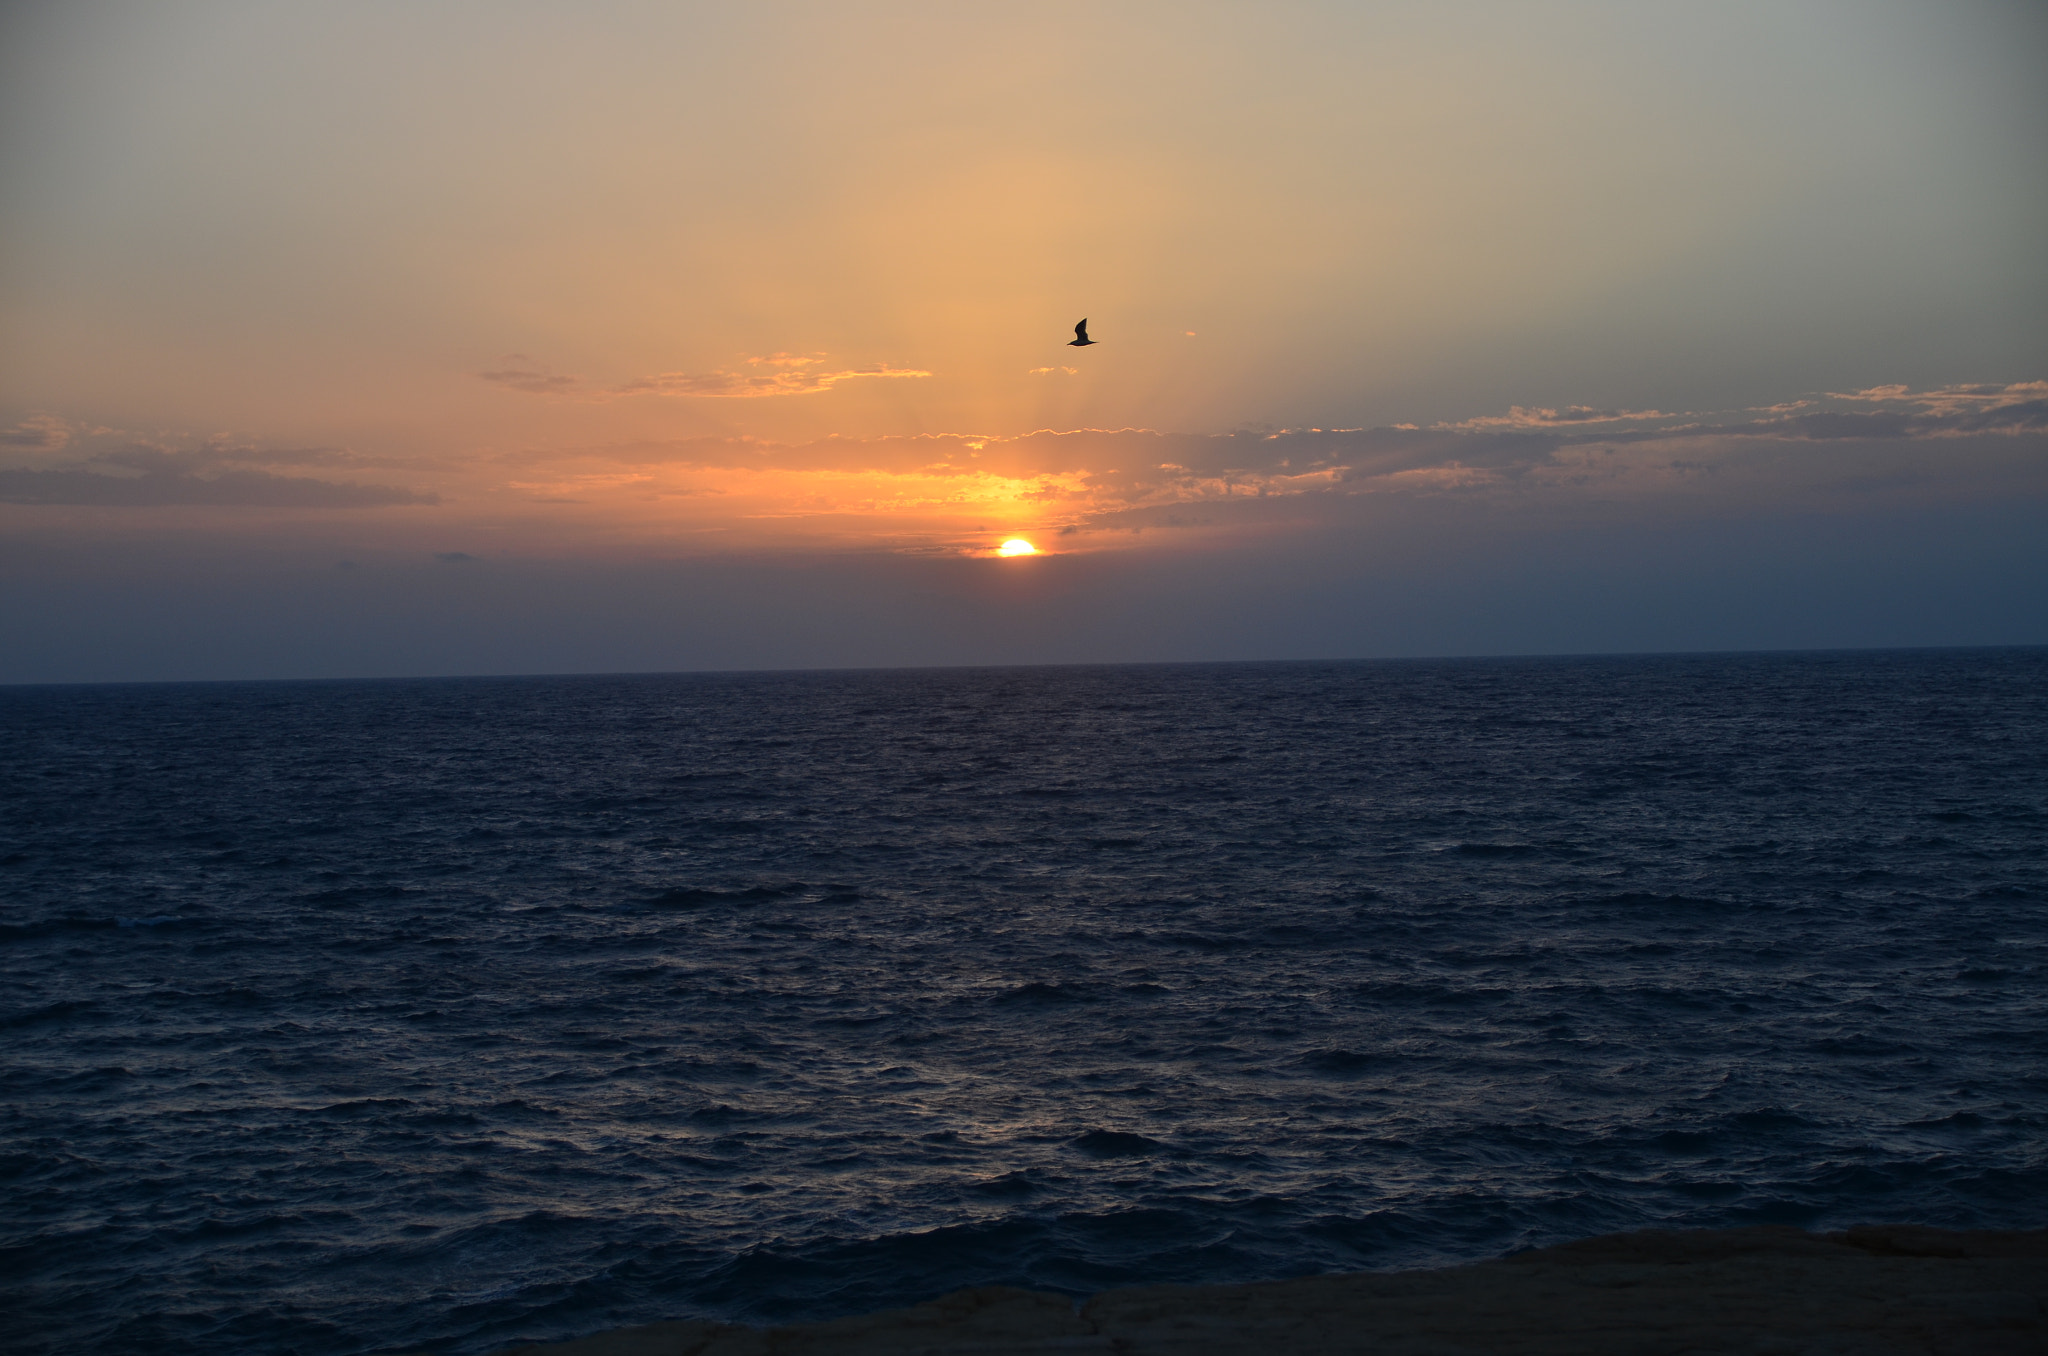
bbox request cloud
[1830,381,2047,414]
[1425,383,2048,444]
[210,445,357,467]
[11,379,2034,558]
[612,358,932,398]
[469,375,2044,556]
[1029,366,1079,376]
[0,450,438,507]
[1832,381,2048,435]
[1,415,75,451]
[479,359,582,395]
[482,351,932,400]
[1367,462,1499,491]
[1740,382,2048,440]
[1435,405,1675,432]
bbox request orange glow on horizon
[998,538,1038,556]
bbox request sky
[2,0,2044,682]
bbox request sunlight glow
[998,538,1038,557]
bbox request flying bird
[1069,319,1096,347]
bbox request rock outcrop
[471,1224,2047,1356]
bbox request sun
[997,538,1038,557]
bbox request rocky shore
[465,1224,2044,1355]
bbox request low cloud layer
[0,444,438,508]
[4,383,2038,552]
[440,380,2045,556]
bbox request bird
[1069,319,1097,347]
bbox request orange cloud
[612,359,931,399]
[1,414,77,451]
[480,354,932,400]
[1434,405,1676,432]
[1827,381,2048,417]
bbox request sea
[3,649,2044,1355]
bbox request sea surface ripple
[2,650,2045,1354]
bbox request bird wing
[1074,319,1089,340]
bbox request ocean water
[2,650,2044,1355]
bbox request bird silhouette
[1069,319,1097,347]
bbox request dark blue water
[3,650,2045,1355]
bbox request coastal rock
[483,1225,2046,1356]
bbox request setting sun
[998,538,1038,557]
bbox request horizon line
[6,641,2041,691]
